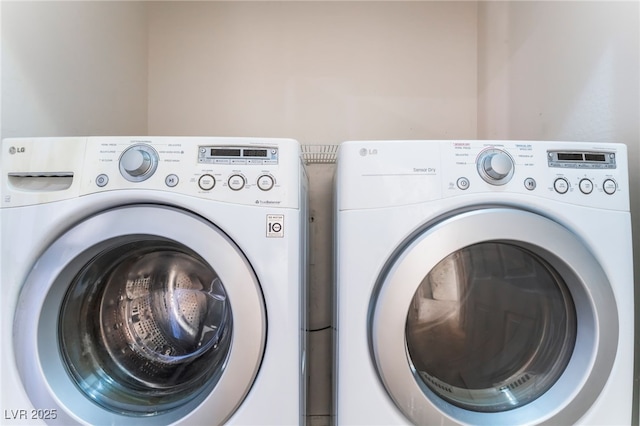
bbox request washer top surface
[336,140,629,212]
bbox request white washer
[335,140,633,425]
[1,137,308,425]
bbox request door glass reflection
[59,240,233,416]
[405,242,576,412]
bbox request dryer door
[14,205,266,425]
[370,208,618,425]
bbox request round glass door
[59,239,233,415]
[405,242,577,412]
[370,208,618,425]
[14,205,265,425]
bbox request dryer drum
[405,242,577,413]
[58,240,233,415]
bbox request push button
[165,174,179,188]
[524,178,536,191]
[457,177,470,190]
[198,174,215,191]
[228,174,245,191]
[257,175,275,191]
[554,178,569,194]
[603,179,617,195]
[96,174,109,187]
[579,178,593,194]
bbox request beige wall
[478,1,639,145]
[1,1,148,138]
[147,1,478,142]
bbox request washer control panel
[1,137,302,208]
[79,137,299,208]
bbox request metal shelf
[301,144,338,165]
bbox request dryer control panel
[444,141,627,210]
[1,137,302,208]
[336,140,629,211]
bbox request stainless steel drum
[59,240,233,415]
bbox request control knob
[119,144,159,182]
[477,148,514,185]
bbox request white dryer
[334,140,633,425]
[1,137,308,425]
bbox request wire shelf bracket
[301,144,338,165]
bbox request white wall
[1,1,148,138]
[147,2,478,142]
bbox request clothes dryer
[334,140,632,425]
[1,136,308,425]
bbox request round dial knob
[122,149,151,176]
[119,144,159,182]
[477,149,514,185]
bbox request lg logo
[359,148,378,157]
[9,146,25,154]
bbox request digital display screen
[243,149,268,158]
[548,150,614,169]
[200,146,277,163]
[585,153,606,162]
[557,153,583,161]
[210,148,241,157]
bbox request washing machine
[334,140,633,425]
[0,136,308,425]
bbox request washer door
[15,205,266,425]
[370,208,618,425]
